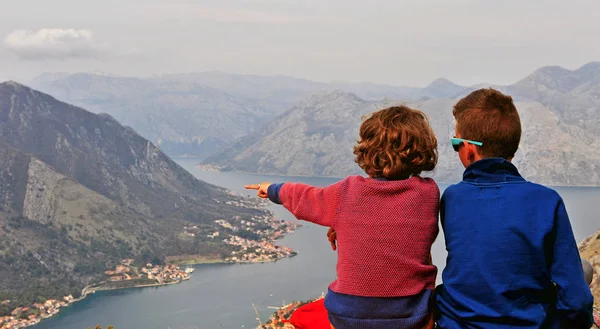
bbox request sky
[0,0,599,86]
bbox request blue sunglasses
[451,137,483,152]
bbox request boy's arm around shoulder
[549,197,594,329]
[271,178,347,227]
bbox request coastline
[0,275,193,329]
[194,164,346,180]
[194,165,600,188]
[170,251,299,266]
[84,277,190,294]
[4,253,297,329]
[3,222,301,329]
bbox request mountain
[148,72,419,105]
[205,91,378,177]
[418,78,470,99]
[0,81,260,307]
[203,91,454,178]
[506,62,600,139]
[204,88,600,186]
[34,64,600,180]
[29,72,429,159]
[29,72,282,159]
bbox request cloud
[4,29,107,60]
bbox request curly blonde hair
[354,105,438,179]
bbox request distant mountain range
[28,71,477,160]
[30,73,281,158]
[0,82,260,307]
[204,62,600,186]
[25,62,600,185]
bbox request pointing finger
[245,184,260,190]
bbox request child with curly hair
[246,105,440,329]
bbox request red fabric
[288,299,331,329]
[287,298,436,329]
[280,176,439,297]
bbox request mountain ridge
[0,81,263,308]
[204,88,600,186]
[29,61,600,186]
[28,71,464,159]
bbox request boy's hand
[327,228,337,251]
[244,182,272,198]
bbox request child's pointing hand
[244,182,272,198]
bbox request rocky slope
[206,91,376,177]
[0,81,261,309]
[205,63,600,186]
[578,229,600,308]
[204,89,600,186]
[506,62,600,143]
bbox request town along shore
[1,205,301,329]
[0,261,192,329]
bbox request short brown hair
[354,105,438,179]
[453,88,521,159]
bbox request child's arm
[245,180,345,227]
[549,199,594,329]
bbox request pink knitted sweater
[278,175,440,297]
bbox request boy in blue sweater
[434,89,594,329]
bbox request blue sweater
[435,158,594,329]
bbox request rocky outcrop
[22,158,61,224]
[578,229,600,308]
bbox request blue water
[32,160,600,329]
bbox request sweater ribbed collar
[462,158,524,184]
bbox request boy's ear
[464,141,483,162]
[462,141,473,160]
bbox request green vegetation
[92,278,158,291]
[237,229,261,241]
[0,215,164,316]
